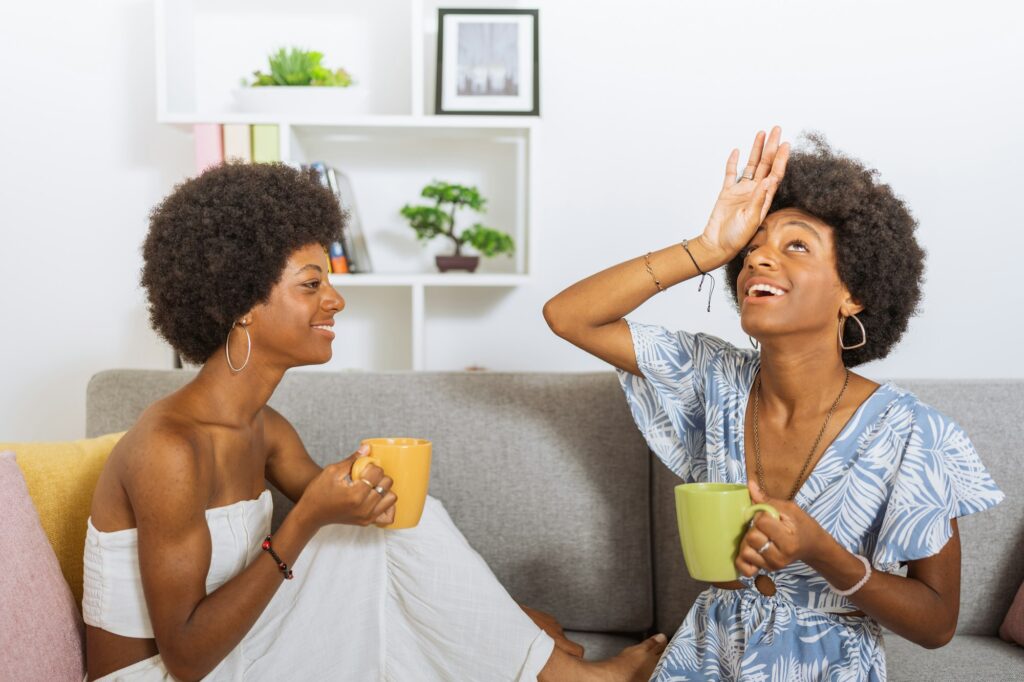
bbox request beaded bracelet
[828,553,871,597]
[261,535,294,580]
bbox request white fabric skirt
[92,497,554,681]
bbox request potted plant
[400,181,515,273]
[233,47,367,115]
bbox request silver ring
[738,172,755,183]
[373,485,386,496]
[757,540,772,555]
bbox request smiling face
[246,243,345,368]
[737,208,862,346]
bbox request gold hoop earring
[226,322,251,372]
[839,314,867,350]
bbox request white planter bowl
[232,86,370,116]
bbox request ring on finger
[757,540,772,555]
[373,485,386,496]
[359,478,374,488]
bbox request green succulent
[400,181,514,258]
[248,47,353,87]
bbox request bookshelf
[154,0,538,371]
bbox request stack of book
[306,162,373,274]
[193,123,280,172]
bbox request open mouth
[745,283,787,300]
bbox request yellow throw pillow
[0,432,125,606]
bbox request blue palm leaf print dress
[617,321,1005,681]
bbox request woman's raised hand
[700,126,790,260]
[297,445,397,529]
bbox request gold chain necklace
[752,368,850,501]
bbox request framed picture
[435,9,539,116]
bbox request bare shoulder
[261,405,303,451]
[91,399,215,529]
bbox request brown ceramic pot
[435,255,480,273]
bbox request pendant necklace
[752,368,851,501]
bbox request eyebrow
[294,264,323,275]
[755,220,823,244]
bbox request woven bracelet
[680,239,716,312]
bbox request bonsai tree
[400,181,515,260]
[247,47,353,87]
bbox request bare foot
[539,634,667,682]
[591,635,668,682]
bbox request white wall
[2,0,1021,441]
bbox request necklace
[753,368,850,501]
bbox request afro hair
[725,132,926,367]
[141,162,343,364]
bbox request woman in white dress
[83,162,667,681]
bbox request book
[328,240,349,274]
[193,124,223,173]
[251,124,280,163]
[305,162,371,273]
[223,124,252,162]
[307,163,349,274]
[331,169,373,273]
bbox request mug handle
[744,503,780,525]
[351,455,381,482]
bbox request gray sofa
[86,370,1024,679]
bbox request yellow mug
[351,438,432,529]
[675,482,780,581]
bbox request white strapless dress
[82,492,553,681]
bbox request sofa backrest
[87,371,1022,639]
[650,379,1024,637]
[86,369,654,635]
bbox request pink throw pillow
[0,450,85,680]
[1001,578,1024,646]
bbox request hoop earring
[226,322,251,372]
[749,335,760,350]
[839,314,867,350]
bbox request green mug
[675,482,780,581]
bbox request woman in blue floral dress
[544,127,1004,680]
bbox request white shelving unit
[154,0,538,371]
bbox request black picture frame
[435,8,540,116]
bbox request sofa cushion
[0,431,125,605]
[897,380,1024,636]
[565,631,644,661]
[885,632,1024,678]
[0,451,85,680]
[999,578,1024,646]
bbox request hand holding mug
[297,445,397,529]
[351,438,432,530]
[735,481,831,577]
[699,126,790,261]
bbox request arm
[263,405,322,503]
[737,482,961,649]
[132,429,396,681]
[542,127,789,375]
[810,521,960,648]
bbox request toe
[648,633,668,652]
